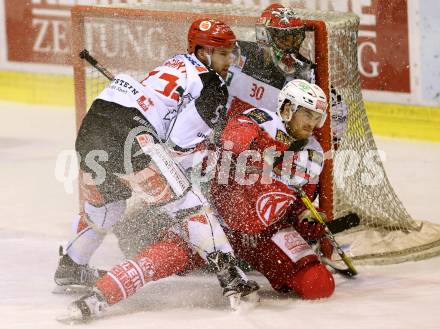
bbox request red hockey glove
[294,209,327,241]
[319,236,334,260]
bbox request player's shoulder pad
[182,53,209,74]
[162,54,188,73]
[243,108,274,125]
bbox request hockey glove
[294,209,327,241]
[319,236,334,260]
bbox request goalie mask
[187,18,240,67]
[277,79,328,128]
[256,3,306,74]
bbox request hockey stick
[327,212,360,234]
[320,257,357,278]
[79,48,192,197]
[291,184,358,277]
[271,137,358,276]
[79,49,114,81]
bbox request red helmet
[256,3,305,53]
[187,18,237,54]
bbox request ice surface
[1,102,439,329]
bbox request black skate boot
[207,251,260,309]
[57,289,109,324]
[53,246,106,294]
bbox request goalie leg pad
[117,164,175,206]
[186,210,234,261]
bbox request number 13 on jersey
[142,71,182,102]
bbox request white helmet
[276,79,328,128]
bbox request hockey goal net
[71,2,440,265]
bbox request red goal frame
[70,5,333,219]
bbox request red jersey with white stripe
[211,107,324,234]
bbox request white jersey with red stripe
[96,53,228,152]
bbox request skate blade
[235,291,260,312]
[228,293,242,311]
[243,291,260,304]
[52,285,92,295]
[56,309,90,325]
[56,316,90,325]
[227,290,261,311]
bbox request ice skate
[53,246,106,294]
[207,251,260,310]
[57,290,108,324]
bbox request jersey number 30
[250,83,265,100]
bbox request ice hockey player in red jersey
[211,79,335,300]
[227,3,347,144]
[55,18,258,321]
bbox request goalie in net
[227,3,347,145]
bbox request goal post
[70,3,334,212]
[70,2,440,265]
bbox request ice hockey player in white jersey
[54,18,258,321]
[227,3,347,145]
